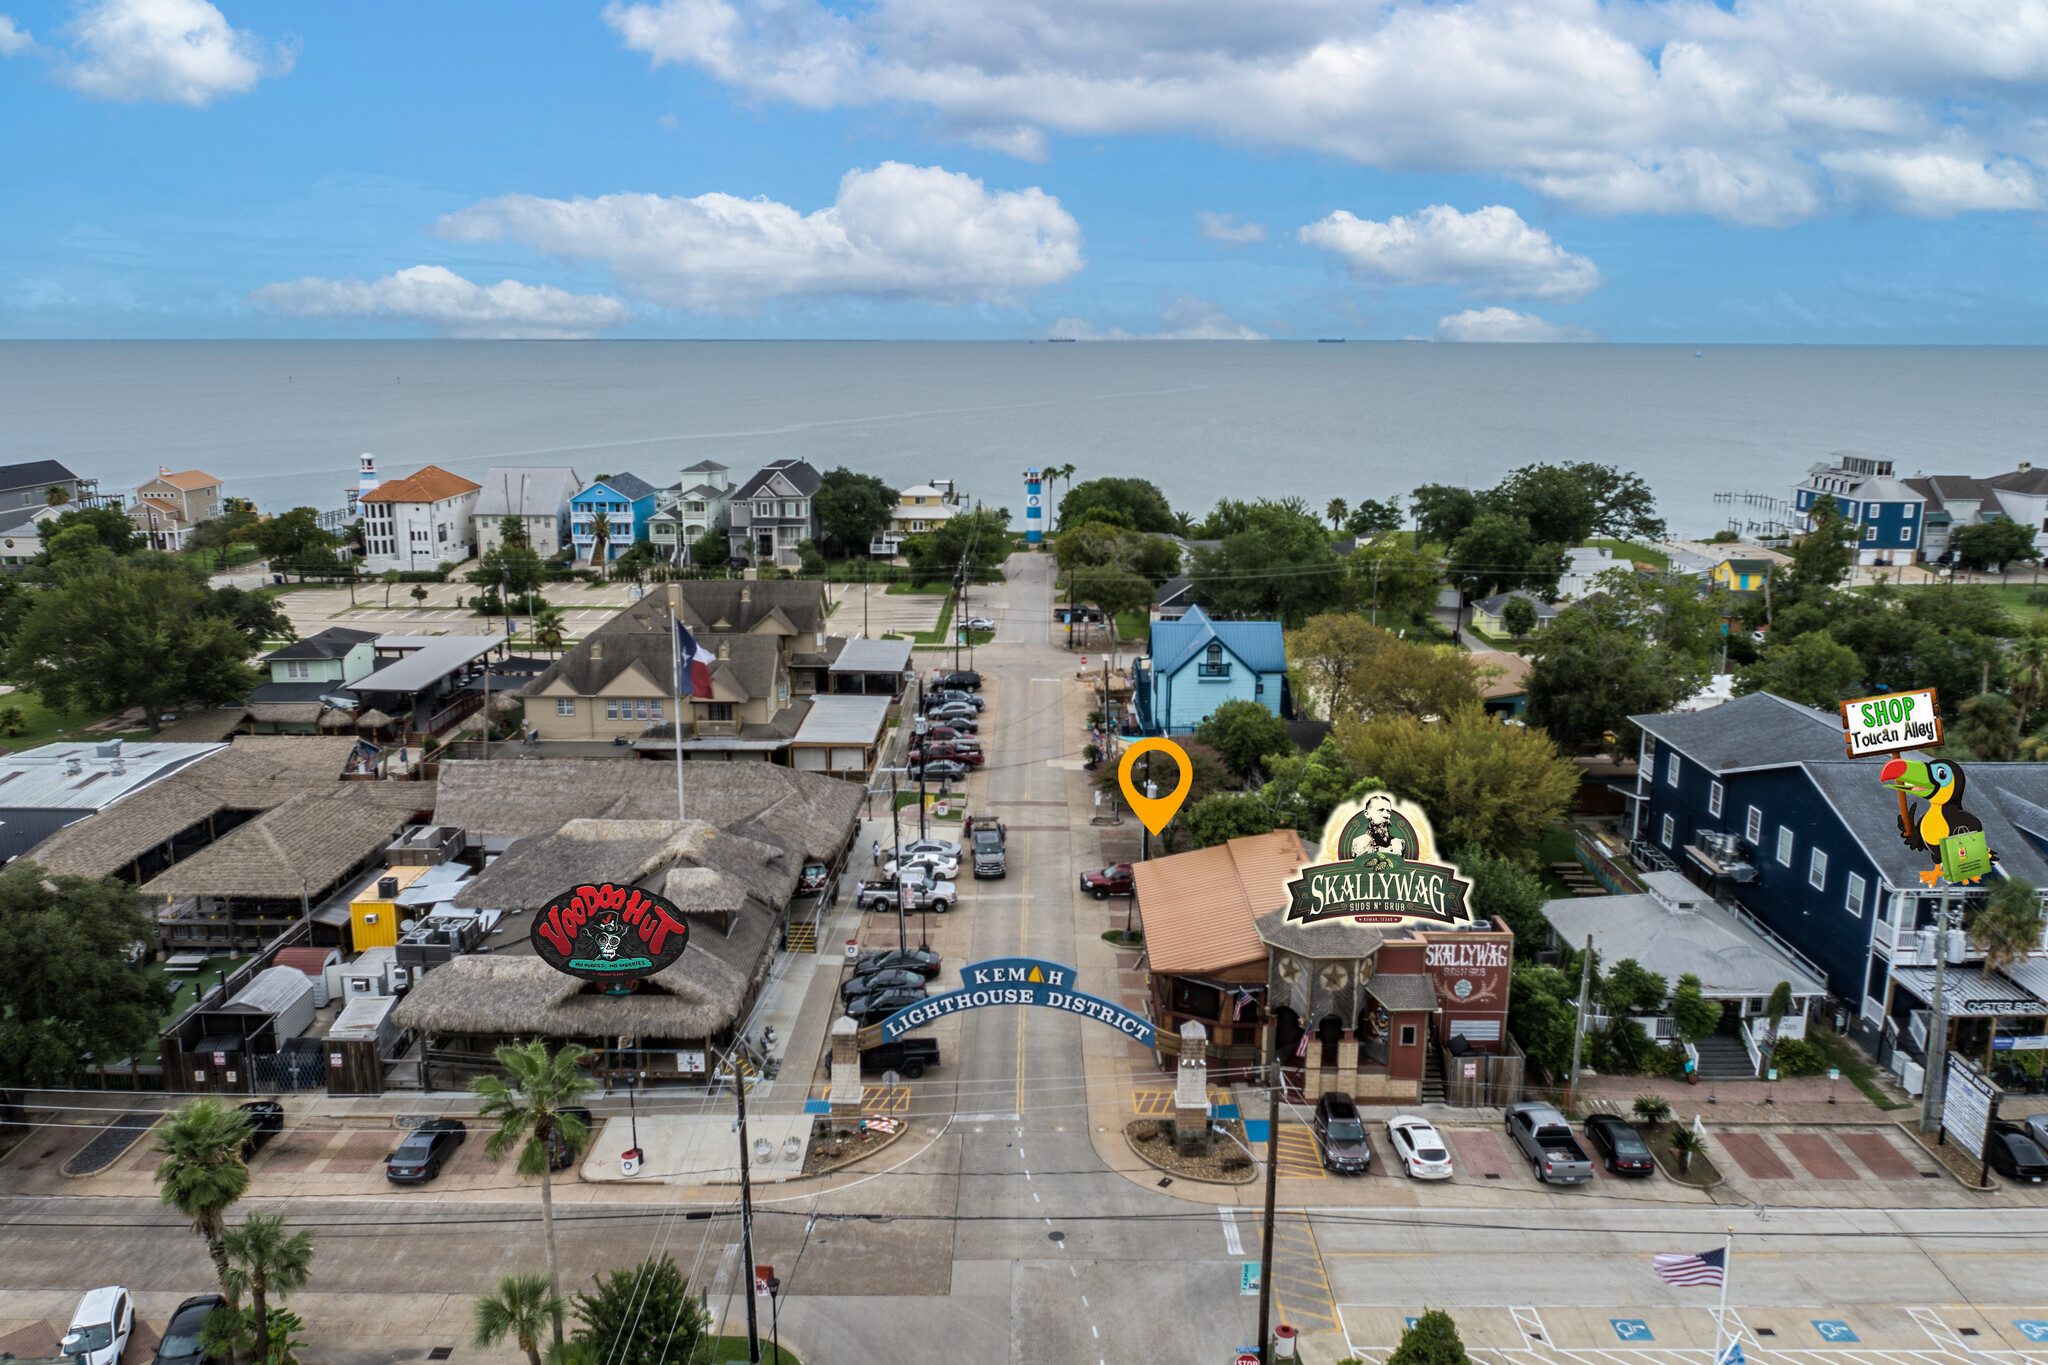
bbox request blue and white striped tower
[1024,468,1043,545]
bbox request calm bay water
[3,341,2044,537]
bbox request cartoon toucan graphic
[1880,757,1987,884]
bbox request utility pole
[732,1048,761,1363]
[1256,1045,1280,1363]
[1567,933,1594,1111]
[1922,887,1955,1134]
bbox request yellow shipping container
[349,864,430,949]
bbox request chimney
[717,640,730,659]
[740,584,751,605]
[158,465,171,477]
[2020,462,2034,474]
[590,641,603,660]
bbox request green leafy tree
[187,508,262,560]
[410,585,429,607]
[201,1305,306,1365]
[206,586,295,648]
[1526,573,1720,755]
[1970,877,2046,975]
[473,1040,595,1343]
[1500,594,1538,639]
[1068,565,1156,641]
[904,507,1012,586]
[1333,709,1578,859]
[1095,740,1234,815]
[1262,737,1359,835]
[1053,520,1180,578]
[45,484,71,507]
[1349,534,1443,626]
[36,506,141,562]
[532,606,568,657]
[1784,494,1859,598]
[499,513,530,550]
[2009,627,2048,733]
[474,1272,566,1365]
[1447,513,1561,601]
[1184,792,1279,848]
[221,1212,315,1358]
[1668,973,1721,1044]
[1189,499,1346,626]
[1344,497,1404,537]
[471,542,548,598]
[1384,1309,1474,1365]
[1195,698,1295,781]
[1736,629,1865,708]
[1509,963,1580,1078]
[0,705,23,736]
[1947,692,2022,761]
[1411,485,1480,545]
[1954,517,2038,572]
[797,539,827,577]
[1495,464,1599,546]
[250,508,335,570]
[1057,477,1176,534]
[587,511,611,567]
[1325,498,1349,531]
[814,468,899,556]
[153,1098,255,1295]
[1600,959,1669,1015]
[569,1254,711,1365]
[1454,842,1550,952]
[689,526,729,569]
[1562,463,1665,542]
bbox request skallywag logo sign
[1284,792,1472,928]
[532,882,690,982]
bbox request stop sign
[1236,1354,1261,1365]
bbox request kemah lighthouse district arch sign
[873,957,1154,1045]
[1285,793,1474,927]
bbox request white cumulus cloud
[601,0,2048,224]
[1300,204,1601,302]
[0,16,34,55]
[1196,212,1267,246]
[53,0,292,105]
[1434,307,1594,343]
[436,162,1084,312]
[247,266,634,339]
[1049,296,1266,340]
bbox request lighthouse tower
[348,454,378,511]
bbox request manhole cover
[1048,1231,1065,1244]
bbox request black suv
[238,1100,284,1159]
[1311,1092,1373,1175]
[547,1106,595,1172]
[935,671,982,690]
[859,1037,941,1079]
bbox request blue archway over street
[874,956,1155,1046]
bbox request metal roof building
[0,739,227,863]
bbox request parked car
[886,853,961,881]
[1583,1113,1657,1176]
[894,837,962,860]
[1505,1102,1593,1184]
[847,986,927,1022]
[1311,1092,1373,1174]
[386,1116,467,1184]
[841,967,929,1000]
[152,1294,226,1365]
[859,1037,941,1078]
[63,1288,134,1365]
[908,759,971,781]
[926,724,979,746]
[547,1106,595,1172]
[1384,1115,1454,1180]
[925,702,981,724]
[962,617,996,633]
[971,826,1007,879]
[1986,1121,2048,1184]
[856,946,944,978]
[1080,863,1135,899]
[925,714,978,735]
[909,745,985,767]
[238,1100,284,1158]
[2026,1112,2048,1157]
[935,670,982,689]
[923,689,984,711]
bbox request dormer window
[1199,641,1229,678]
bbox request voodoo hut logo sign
[532,882,690,982]
[1283,792,1473,928]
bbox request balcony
[693,718,739,737]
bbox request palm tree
[1326,498,1348,532]
[472,1040,594,1344]
[473,1272,565,1365]
[588,511,611,568]
[1669,1126,1705,1175]
[532,606,568,658]
[1171,510,1196,537]
[221,1212,315,1358]
[1971,876,2047,976]
[2011,626,2048,733]
[153,1098,254,1295]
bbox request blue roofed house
[1791,451,1925,567]
[1132,605,1292,736]
[569,473,658,564]
[1629,691,2048,1093]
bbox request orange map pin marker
[1117,737,1195,835]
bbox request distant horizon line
[1,337,2043,348]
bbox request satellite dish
[399,919,416,934]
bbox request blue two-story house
[1131,605,1292,736]
[1632,691,2048,1091]
[570,473,658,564]
[1792,451,1924,567]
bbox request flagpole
[1713,1226,1733,1365]
[671,590,686,822]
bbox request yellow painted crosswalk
[1273,1123,1327,1180]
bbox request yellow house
[350,865,429,949]
[1710,558,1773,592]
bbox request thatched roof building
[452,818,792,930]
[144,791,421,902]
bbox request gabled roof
[1800,759,2048,887]
[0,460,77,492]
[473,467,581,517]
[146,469,223,490]
[1134,830,1313,975]
[264,626,377,663]
[576,472,658,503]
[1632,691,1845,774]
[733,459,823,500]
[1154,576,1193,608]
[1541,889,1827,999]
[361,465,483,505]
[674,483,729,501]
[680,459,729,474]
[1149,604,1287,676]
[1475,590,1558,618]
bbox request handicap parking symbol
[2015,1322,2048,1343]
[1406,1319,1420,1330]
[1612,1320,1655,1341]
[1812,1321,1859,1342]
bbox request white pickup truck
[859,871,957,915]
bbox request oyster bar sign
[532,882,690,982]
[1285,793,1473,928]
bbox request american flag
[1652,1247,1726,1287]
[1232,988,1255,1021]
[1294,1029,1311,1058]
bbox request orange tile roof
[1133,829,1312,975]
[361,465,483,505]
[151,470,222,490]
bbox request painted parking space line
[1274,1125,1327,1179]
[1131,1088,1231,1116]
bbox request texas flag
[675,620,715,698]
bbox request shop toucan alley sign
[1841,687,1942,758]
[872,956,1153,1045]
[533,882,690,982]
[1284,792,1473,928]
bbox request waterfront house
[1131,605,1292,736]
[727,459,823,568]
[128,468,225,552]
[649,460,734,563]
[872,479,965,556]
[569,473,658,564]
[0,506,59,565]
[1709,557,1773,593]
[0,459,82,515]
[1791,452,1924,567]
[472,467,581,558]
[362,465,483,573]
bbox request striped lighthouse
[1024,468,1043,546]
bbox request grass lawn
[1805,1025,1912,1110]
[1528,824,1588,901]
[885,581,952,595]
[1884,580,2047,627]
[1585,538,1671,570]
[1114,609,1150,642]
[0,687,150,753]
[130,954,252,1064]
[703,1338,799,1364]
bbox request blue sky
[4,0,2048,343]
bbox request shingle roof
[472,467,582,517]
[1476,591,1558,618]
[1633,691,1845,773]
[1134,830,1313,974]
[264,626,376,663]
[1364,974,1439,1012]
[1150,604,1287,676]
[0,460,77,492]
[524,603,780,701]
[1801,759,2048,887]
[680,460,728,474]
[361,465,483,505]
[579,472,658,502]
[733,459,823,499]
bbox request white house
[728,459,823,568]
[472,467,581,559]
[1558,546,1617,600]
[361,465,482,573]
[649,460,734,563]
